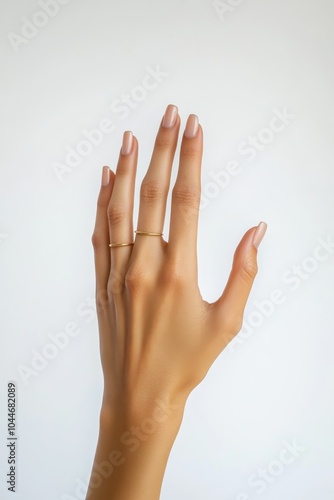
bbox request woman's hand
[87,104,267,499]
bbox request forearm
[86,398,185,500]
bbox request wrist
[99,394,186,443]
[86,397,186,500]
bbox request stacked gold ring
[135,230,163,236]
[108,243,134,247]
[109,230,163,247]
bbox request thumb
[209,221,267,343]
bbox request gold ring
[109,243,134,247]
[135,230,163,236]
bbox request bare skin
[87,104,267,499]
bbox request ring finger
[107,131,138,287]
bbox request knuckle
[154,136,173,151]
[181,144,199,158]
[91,232,104,250]
[172,184,200,209]
[140,180,166,205]
[124,267,150,292]
[219,315,244,344]
[160,260,186,287]
[97,196,107,209]
[116,161,131,176]
[107,270,125,295]
[107,203,127,227]
[95,289,110,311]
[124,272,139,289]
[239,258,258,284]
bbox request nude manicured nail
[122,131,133,155]
[184,114,199,138]
[162,104,178,128]
[101,166,110,187]
[252,221,267,249]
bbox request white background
[1,0,334,499]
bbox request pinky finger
[91,166,115,302]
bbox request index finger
[168,115,203,272]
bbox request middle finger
[132,104,180,257]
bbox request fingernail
[121,131,133,155]
[162,104,178,128]
[252,221,267,249]
[101,166,110,187]
[184,114,199,139]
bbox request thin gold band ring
[108,243,134,247]
[135,230,163,236]
[109,230,163,247]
